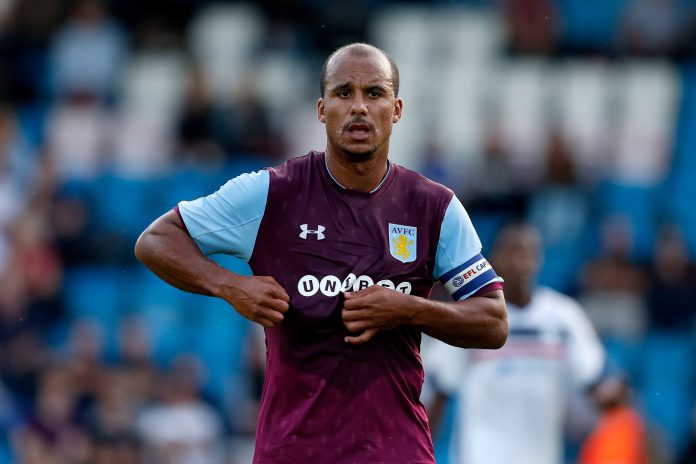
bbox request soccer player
[135,43,507,463]
[424,222,606,464]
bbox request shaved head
[320,43,399,98]
[493,223,541,256]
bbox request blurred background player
[424,222,607,464]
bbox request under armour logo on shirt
[299,224,325,240]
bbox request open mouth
[346,122,372,140]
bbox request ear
[392,98,403,123]
[317,98,325,123]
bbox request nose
[350,93,368,116]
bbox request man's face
[318,52,402,162]
[492,228,541,291]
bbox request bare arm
[134,210,289,327]
[341,286,507,348]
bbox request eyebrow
[366,84,388,93]
[329,82,390,94]
[330,82,353,92]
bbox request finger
[341,308,370,322]
[344,328,378,344]
[256,318,275,328]
[344,286,377,299]
[344,320,369,333]
[343,297,370,311]
[269,286,290,302]
[262,277,290,302]
[261,308,285,324]
[257,311,284,327]
[252,306,284,324]
[264,298,290,313]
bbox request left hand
[341,285,414,344]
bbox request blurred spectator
[0,260,48,402]
[528,130,589,291]
[680,405,696,464]
[115,317,158,407]
[579,376,649,464]
[646,225,696,332]
[110,0,196,49]
[234,325,266,436]
[84,369,141,464]
[470,125,527,199]
[176,66,226,165]
[419,137,459,192]
[503,0,558,55]
[225,81,286,158]
[0,0,63,103]
[49,0,126,101]
[0,378,20,456]
[310,0,369,55]
[136,355,224,464]
[61,319,106,408]
[12,208,63,303]
[675,6,696,58]
[13,365,91,464]
[45,96,112,181]
[0,104,36,245]
[50,184,93,265]
[579,215,647,339]
[178,71,285,161]
[617,0,679,55]
[256,0,307,51]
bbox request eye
[368,90,382,98]
[338,90,351,98]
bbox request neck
[325,147,389,193]
[505,285,532,308]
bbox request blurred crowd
[0,0,695,463]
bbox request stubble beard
[339,145,377,162]
[337,136,388,163]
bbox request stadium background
[0,0,695,462]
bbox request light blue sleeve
[434,196,502,300]
[177,170,269,261]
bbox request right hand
[216,274,290,328]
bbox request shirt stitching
[188,213,264,240]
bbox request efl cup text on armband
[297,273,412,297]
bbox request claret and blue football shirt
[178,151,502,464]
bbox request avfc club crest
[389,223,417,263]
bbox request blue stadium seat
[602,336,643,386]
[191,294,250,400]
[89,173,156,238]
[594,182,658,260]
[431,394,459,464]
[156,168,219,212]
[156,156,269,212]
[642,388,693,457]
[529,186,592,292]
[224,156,270,178]
[641,333,694,390]
[125,267,194,364]
[0,443,12,464]
[469,213,510,256]
[64,266,123,326]
[667,65,696,253]
[639,332,695,455]
[556,0,628,50]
